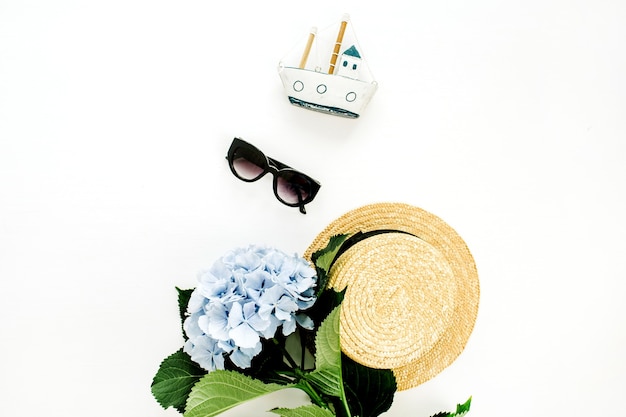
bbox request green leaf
[454,396,472,415]
[311,234,349,297]
[341,354,396,417]
[176,287,194,340]
[312,234,348,273]
[304,234,348,352]
[429,397,472,417]
[298,288,344,363]
[270,405,336,417]
[305,306,342,397]
[151,349,206,413]
[184,370,293,417]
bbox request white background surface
[1,1,625,416]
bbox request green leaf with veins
[151,349,206,413]
[270,405,337,417]
[341,354,396,417]
[311,234,348,295]
[184,370,293,417]
[429,397,472,417]
[305,306,343,397]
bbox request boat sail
[278,14,377,119]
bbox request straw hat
[304,202,479,390]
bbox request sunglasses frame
[226,137,321,214]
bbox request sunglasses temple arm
[297,190,307,214]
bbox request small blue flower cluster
[183,245,317,371]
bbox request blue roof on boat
[342,45,361,58]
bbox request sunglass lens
[276,172,313,205]
[231,148,266,180]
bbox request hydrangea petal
[259,315,281,339]
[186,290,206,314]
[295,313,314,330]
[185,335,225,371]
[229,343,262,369]
[281,316,296,336]
[229,322,260,349]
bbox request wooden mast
[299,27,317,69]
[328,14,349,74]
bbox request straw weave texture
[304,202,479,390]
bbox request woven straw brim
[304,202,479,390]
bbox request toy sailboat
[278,14,377,119]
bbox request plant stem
[295,378,328,410]
[270,338,339,414]
[299,329,307,368]
[271,338,300,370]
[340,391,352,417]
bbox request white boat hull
[278,66,377,118]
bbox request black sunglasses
[226,137,321,214]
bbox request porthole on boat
[346,92,357,102]
[317,84,327,94]
[293,81,304,92]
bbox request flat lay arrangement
[152,203,478,417]
[151,12,479,417]
[3,3,624,417]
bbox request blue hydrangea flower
[183,245,317,371]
